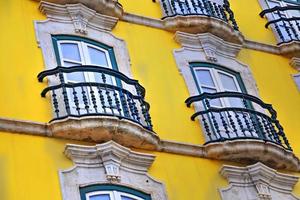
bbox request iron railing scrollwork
[260,5,300,44]
[161,0,239,31]
[185,92,292,151]
[38,65,153,131]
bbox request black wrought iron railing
[161,0,239,31]
[260,6,300,44]
[38,66,153,131]
[185,92,292,150]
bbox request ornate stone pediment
[60,141,168,200]
[220,162,300,200]
[36,0,123,18]
[39,1,119,34]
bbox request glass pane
[89,194,111,200]
[63,61,85,82]
[219,73,239,91]
[60,43,81,62]
[121,196,136,200]
[228,97,244,108]
[201,87,222,107]
[195,69,215,87]
[88,46,109,66]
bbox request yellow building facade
[0,0,300,199]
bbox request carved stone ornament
[279,41,300,58]
[60,141,168,200]
[290,57,300,71]
[39,1,119,34]
[36,0,123,18]
[175,32,243,62]
[163,15,244,44]
[220,162,300,200]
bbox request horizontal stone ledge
[0,117,299,172]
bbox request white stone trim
[59,141,168,200]
[290,57,300,71]
[35,2,131,77]
[220,162,300,200]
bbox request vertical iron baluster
[113,90,122,116]
[126,93,136,120]
[262,116,273,141]
[295,20,300,32]
[132,98,140,122]
[205,99,222,140]
[269,121,281,144]
[97,86,107,113]
[161,0,169,16]
[202,114,212,141]
[72,87,80,115]
[274,22,285,42]
[184,0,191,14]
[288,20,298,40]
[283,20,293,41]
[102,73,114,115]
[235,111,245,137]
[52,90,60,118]
[81,86,90,114]
[241,98,253,136]
[227,111,238,137]
[135,84,151,128]
[275,120,291,150]
[89,85,98,113]
[219,4,228,22]
[119,89,130,118]
[191,0,197,13]
[202,0,210,15]
[249,113,261,139]
[171,0,177,15]
[219,112,230,138]
[58,70,71,115]
[196,0,204,14]
[207,1,215,17]
[213,2,221,19]
[257,115,267,139]
[223,0,239,30]
[178,0,185,14]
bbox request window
[261,0,300,43]
[294,73,300,90]
[52,35,121,115]
[80,185,151,200]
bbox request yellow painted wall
[0,0,299,200]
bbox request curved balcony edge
[204,139,300,171]
[48,116,160,150]
[162,15,244,44]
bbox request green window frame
[189,62,248,95]
[51,35,119,71]
[80,184,152,200]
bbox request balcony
[260,5,300,57]
[185,92,298,170]
[160,0,244,44]
[38,66,159,149]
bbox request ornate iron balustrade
[185,92,292,151]
[160,0,239,31]
[38,66,153,131]
[260,5,300,44]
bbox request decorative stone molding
[163,16,244,44]
[48,116,160,150]
[220,162,300,200]
[278,41,300,58]
[39,2,119,34]
[60,141,168,200]
[205,139,300,172]
[36,0,123,18]
[290,57,300,71]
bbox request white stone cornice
[60,141,168,200]
[65,141,155,173]
[175,32,242,62]
[290,57,300,71]
[36,0,123,18]
[39,1,119,33]
[220,162,300,200]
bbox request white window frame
[86,191,144,200]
